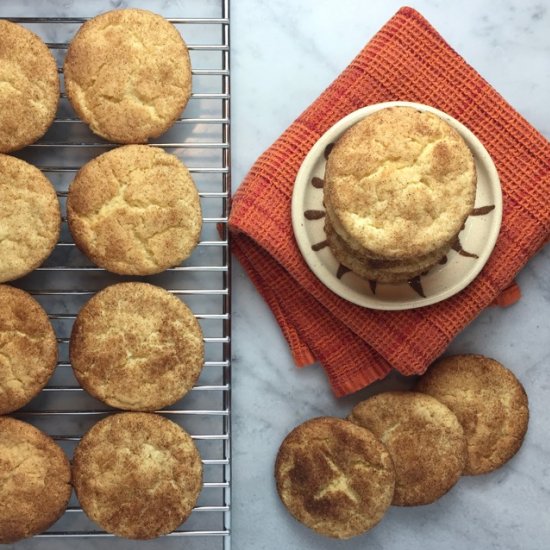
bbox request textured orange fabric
[229,7,550,397]
[491,281,521,308]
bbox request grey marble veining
[1,0,549,549]
[231,1,550,549]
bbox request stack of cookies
[275,354,529,540]
[324,107,477,282]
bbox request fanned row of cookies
[275,355,529,539]
[0,9,208,543]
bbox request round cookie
[324,191,456,262]
[324,215,448,283]
[0,417,71,543]
[64,8,192,143]
[0,21,59,153]
[0,285,58,414]
[67,145,202,275]
[415,354,529,475]
[324,106,476,260]
[275,416,395,539]
[70,282,204,411]
[72,412,203,539]
[0,154,61,282]
[348,392,466,506]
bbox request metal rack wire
[4,1,231,548]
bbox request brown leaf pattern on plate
[303,169,494,299]
[311,177,325,189]
[408,276,425,298]
[471,205,495,216]
[336,264,351,279]
[324,143,335,160]
[311,240,329,252]
[304,210,326,220]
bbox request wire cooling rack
[4,1,231,548]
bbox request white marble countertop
[2,0,549,549]
[231,1,550,549]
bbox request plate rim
[291,101,503,311]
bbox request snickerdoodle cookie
[70,282,204,411]
[324,215,447,283]
[64,8,192,143]
[349,392,466,506]
[72,412,202,539]
[324,106,476,261]
[67,145,202,275]
[275,416,395,539]
[415,355,529,475]
[0,417,71,543]
[0,21,59,152]
[0,285,58,414]
[0,154,61,282]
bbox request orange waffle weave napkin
[229,7,550,397]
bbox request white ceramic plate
[291,101,502,310]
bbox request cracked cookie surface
[275,416,395,539]
[0,285,58,414]
[324,106,476,260]
[63,8,192,143]
[415,355,529,475]
[70,282,204,411]
[72,412,202,539]
[0,154,61,283]
[67,145,202,275]
[0,417,71,543]
[0,21,59,153]
[349,392,466,506]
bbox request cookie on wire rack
[70,282,204,411]
[0,417,71,543]
[66,145,202,275]
[63,8,192,143]
[0,285,58,414]
[72,412,203,539]
[0,20,59,153]
[0,154,61,283]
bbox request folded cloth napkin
[229,6,550,397]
